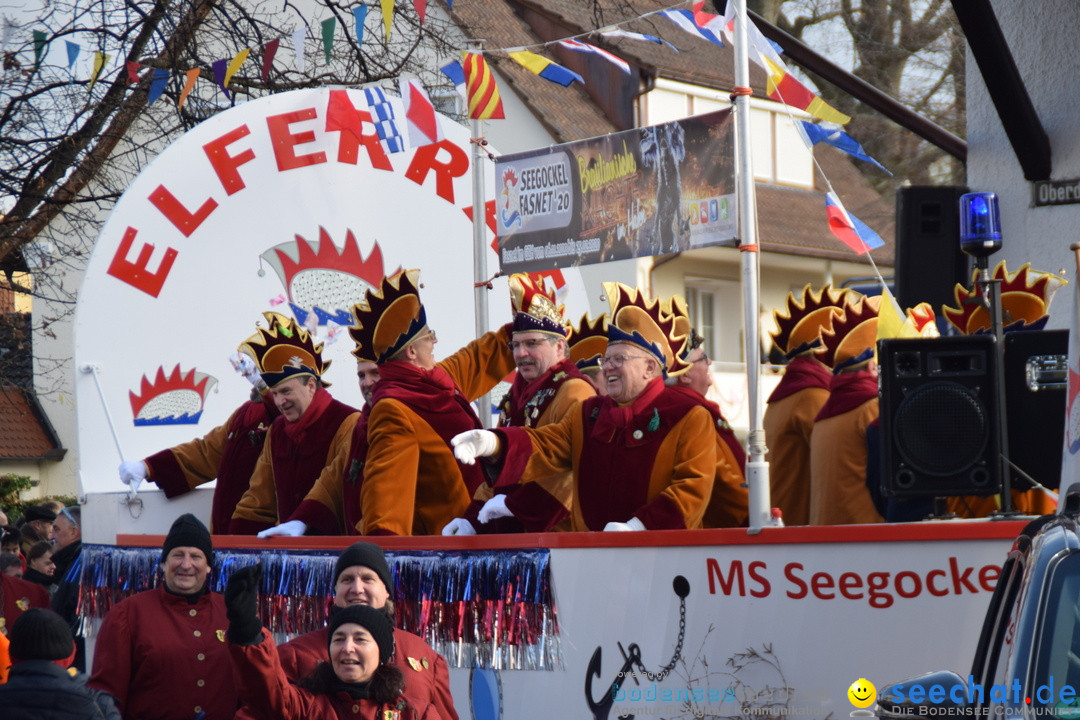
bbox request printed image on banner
[496,109,736,274]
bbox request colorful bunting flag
[824,192,884,255]
[599,28,676,52]
[65,40,79,69]
[89,52,107,92]
[178,68,200,110]
[691,3,727,43]
[321,18,336,64]
[413,0,426,24]
[125,61,141,85]
[363,86,404,153]
[657,9,724,47]
[462,52,504,119]
[261,39,279,82]
[225,48,250,89]
[381,0,394,41]
[557,39,630,74]
[400,77,442,147]
[147,68,169,105]
[440,60,467,101]
[212,58,230,99]
[326,89,363,142]
[291,28,305,73]
[353,6,368,45]
[32,30,46,68]
[508,50,582,87]
[797,120,890,174]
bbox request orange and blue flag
[508,50,583,87]
[462,52,505,119]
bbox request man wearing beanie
[18,504,56,555]
[89,514,239,720]
[0,608,121,719]
[236,541,457,720]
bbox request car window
[1033,552,1080,715]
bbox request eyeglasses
[507,338,553,352]
[417,329,437,343]
[600,353,650,368]
[692,354,711,365]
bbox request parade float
[68,18,1055,719]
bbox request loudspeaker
[895,186,972,314]
[880,335,1001,497]
[1005,329,1067,491]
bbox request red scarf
[767,355,833,404]
[592,377,667,437]
[814,369,878,421]
[281,385,333,444]
[500,359,587,428]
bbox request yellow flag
[224,48,250,89]
[876,286,905,342]
[381,0,394,41]
[89,52,108,93]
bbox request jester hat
[239,312,330,388]
[349,269,429,364]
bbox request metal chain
[633,594,686,682]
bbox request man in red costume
[349,269,514,535]
[454,282,716,531]
[444,273,595,535]
[809,295,883,525]
[232,541,457,719]
[118,352,278,534]
[763,285,848,526]
[90,514,237,720]
[229,312,359,536]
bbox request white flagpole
[732,0,772,530]
[469,41,492,427]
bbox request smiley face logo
[848,678,876,709]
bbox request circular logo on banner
[74,87,503,495]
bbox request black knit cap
[161,513,214,565]
[328,604,395,663]
[9,608,74,662]
[23,505,57,523]
[333,541,391,591]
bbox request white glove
[478,494,514,524]
[257,520,307,538]
[452,430,499,465]
[603,517,646,532]
[442,518,476,536]
[118,460,148,492]
[230,352,269,392]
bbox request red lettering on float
[106,227,178,298]
[405,140,468,203]
[204,125,256,195]
[267,108,327,171]
[325,89,392,170]
[148,185,218,237]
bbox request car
[876,511,1080,719]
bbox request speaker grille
[894,381,988,475]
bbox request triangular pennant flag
[657,9,723,47]
[321,17,335,64]
[508,50,582,87]
[212,58,230,99]
[352,6,368,45]
[400,77,442,147]
[825,192,884,255]
[292,28,305,73]
[261,38,279,82]
[381,0,394,41]
[413,0,426,24]
[178,68,200,110]
[462,52,504,119]
[147,68,169,105]
[363,86,404,153]
[557,39,630,74]
[88,52,107,92]
[797,121,890,174]
[225,48,250,89]
[599,28,676,52]
[65,40,79,69]
[32,29,47,68]
[125,61,141,85]
[876,286,906,341]
[326,88,363,142]
[440,60,466,101]
[765,56,850,124]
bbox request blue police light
[959,192,1003,258]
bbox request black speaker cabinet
[895,186,972,315]
[880,335,1001,497]
[1005,329,1067,491]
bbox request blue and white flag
[558,39,630,74]
[658,9,724,47]
[798,121,891,174]
[363,86,404,153]
[440,60,467,101]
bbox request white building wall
[967,1,1080,330]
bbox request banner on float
[495,109,737,273]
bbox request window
[685,279,742,364]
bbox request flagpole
[733,0,772,531]
[469,40,492,427]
